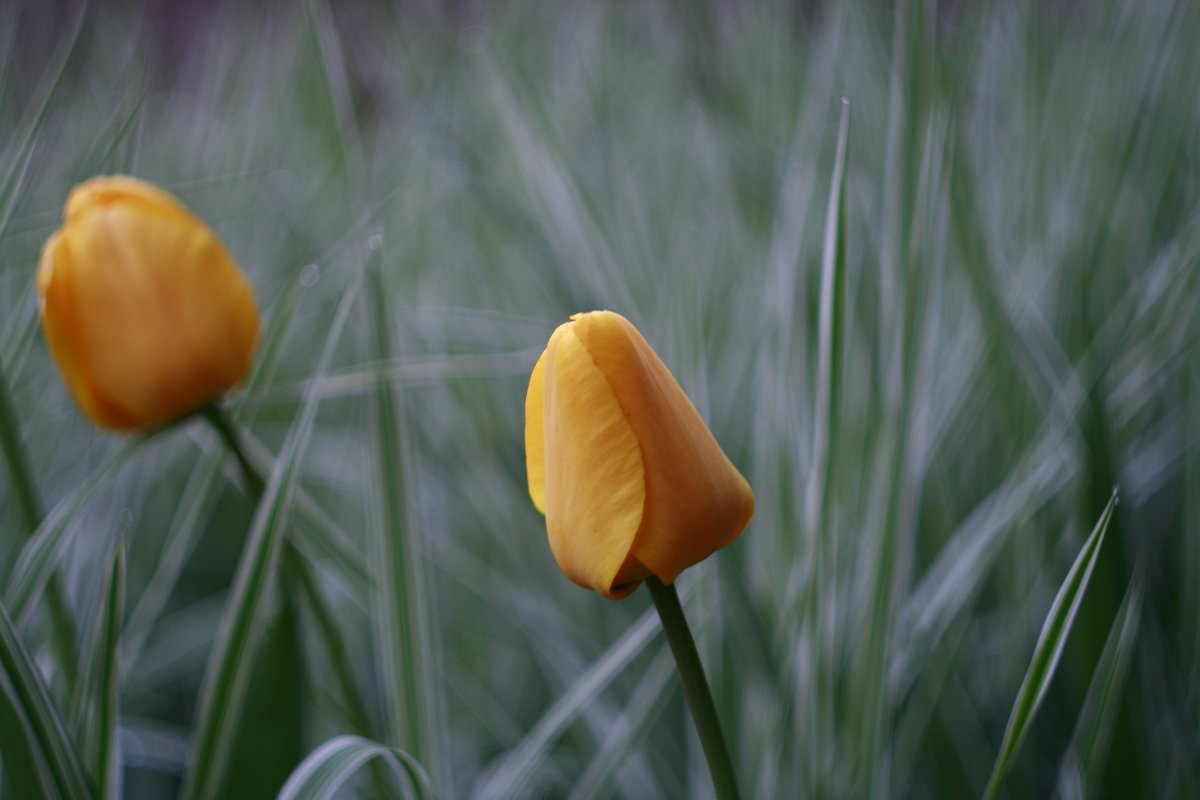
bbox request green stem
[646,576,741,800]
[200,404,264,498]
[0,369,79,693]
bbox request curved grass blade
[180,271,362,800]
[982,490,1119,800]
[276,734,431,800]
[0,599,92,800]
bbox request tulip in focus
[525,310,754,599]
[37,175,260,430]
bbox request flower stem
[199,404,264,498]
[646,576,741,800]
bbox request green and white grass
[1,0,1198,797]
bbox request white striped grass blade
[982,490,1119,800]
[1055,569,1144,799]
[474,604,666,799]
[366,262,445,787]
[566,647,675,800]
[80,544,125,800]
[5,438,153,625]
[0,598,93,799]
[277,734,431,800]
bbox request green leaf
[0,665,50,799]
[982,490,1119,800]
[289,552,394,798]
[1056,570,1144,798]
[224,580,305,799]
[276,735,431,800]
[0,598,92,800]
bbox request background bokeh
[1,0,1197,797]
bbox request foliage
[0,0,1197,797]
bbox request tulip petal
[570,312,754,586]
[524,347,548,513]
[38,232,139,427]
[542,325,647,599]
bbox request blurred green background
[1,0,1198,797]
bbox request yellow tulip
[37,175,260,430]
[525,310,754,599]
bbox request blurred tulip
[37,175,260,430]
[525,310,754,599]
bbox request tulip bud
[37,176,260,430]
[525,310,754,599]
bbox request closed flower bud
[37,176,260,430]
[525,310,754,599]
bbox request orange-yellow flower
[525,310,754,599]
[37,175,260,430]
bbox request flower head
[525,310,754,599]
[37,175,260,430]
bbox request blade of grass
[179,268,363,800]
[77,544,124,800]
[223,574,305,799]
[0,0,85,225]
[0,662,54,798]
[982,490,1119,800]
[365,259,445,789]
[474,600,671,799]
[276,734,431,800]
[0,598,92,800]
[853,1,929,793]
[0,368,41,537]
[237,429,371,592]
[289,549,396,799]
[567,647,675,800]
[118,452,223,670]
[795,94,849,793]
[5,435,157,625]
[1055,568,1144,798]
[0,369,79,695]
